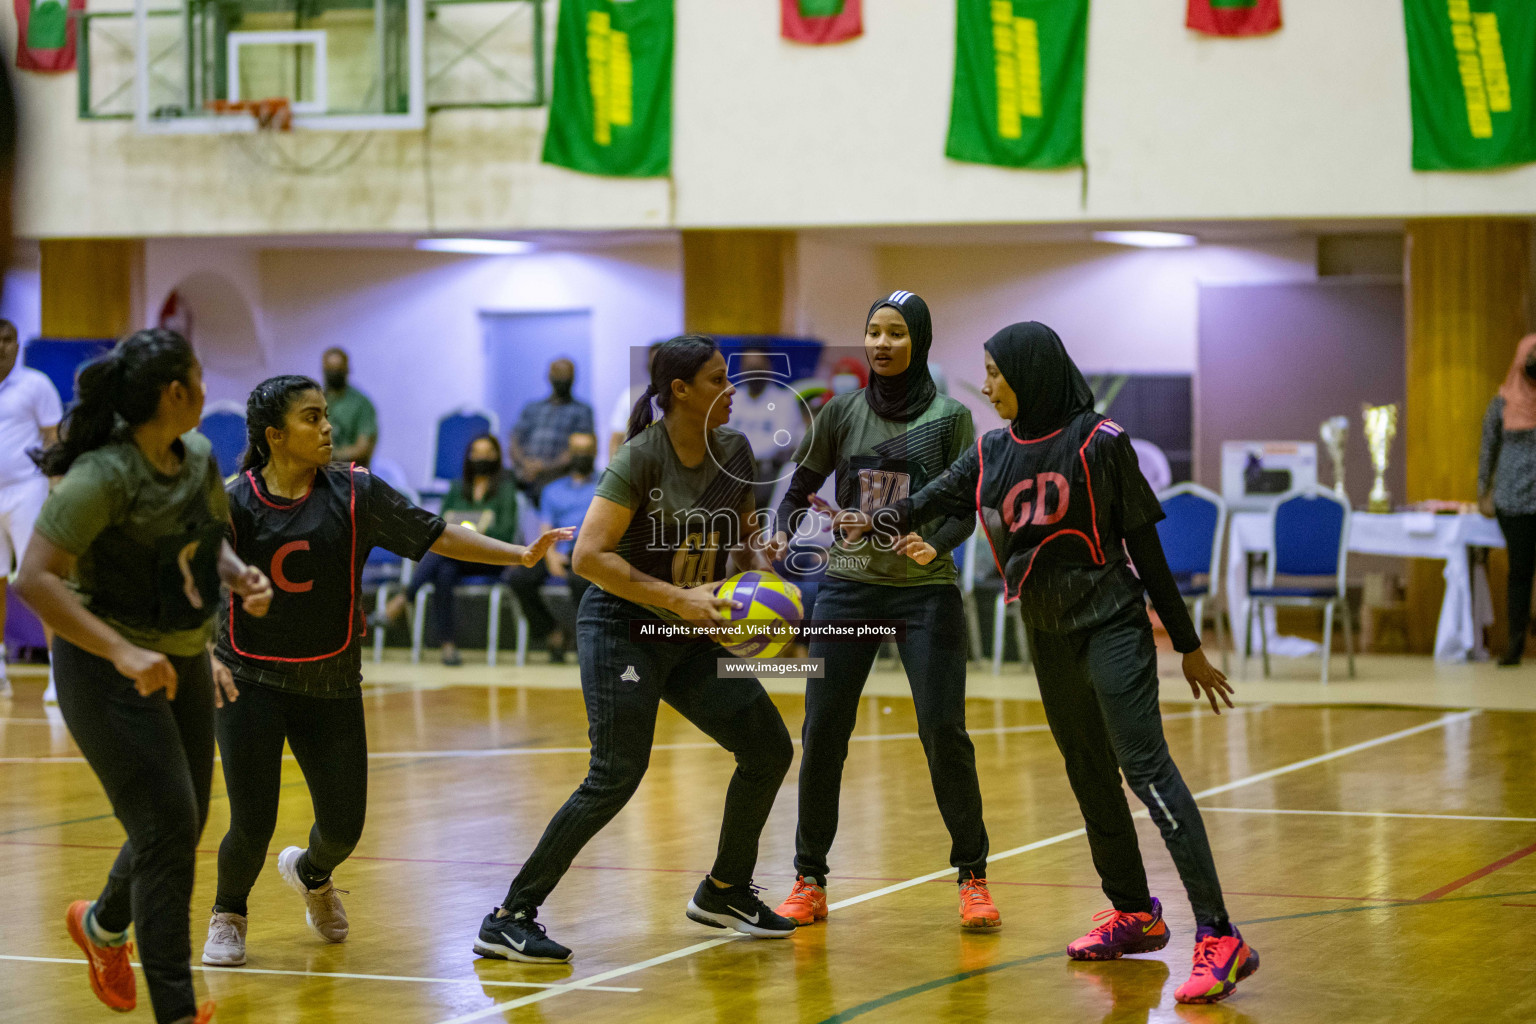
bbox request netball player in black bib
[471,335,797,964]
[201,375,571,968]
[766,290,997,930]
[849,322,1256,1005]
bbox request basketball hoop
[205,97,294,132]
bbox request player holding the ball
[471,334,799,965]
[768,290,999,931]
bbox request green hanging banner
[945,0,1088,170]
[1404,0,1536,171]
[542,0,674,177]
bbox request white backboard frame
[227,30,329,115]
[133,0,426,134]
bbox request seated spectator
[510,358,594,500]
[322,347,378,467]
[506,432,598,662]
[378,434,517,665]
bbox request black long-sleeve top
[880,412,1202,651]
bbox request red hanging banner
[781,0,862,46]
[14,0,84,72]
[1186,0,1281,38]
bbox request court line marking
[429,939,738,1023]
[0,954,639,992]
[0,705,1263,765]
[1417,839,1536,901]
[824,709,1483,912]
[0,839,1439,905]
[429,708,1478,1024]
[813,886,1536,1023]
[1201,806,1536,824]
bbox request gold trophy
[1319,415,1349,503]
[1362,403,1398,514]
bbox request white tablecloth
[1225,511,1503,663]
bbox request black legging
[1027,601,1228,928]
[794,576,989,883]
[405,551,504,646]
[53,638,215,1024]
[1498,513,1536,660]
[213,681,368,916]
[503,587,794,910]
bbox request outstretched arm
[430,522,575,568]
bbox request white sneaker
[0,676,11,700]
[201,911,248,966]
[276,846,349,943]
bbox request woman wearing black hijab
[767,291,998,930]
[846,322,1257,1005]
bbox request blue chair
[365,459,422,663]
[1156,483,1229,672]
[367,546,414,663]
[200,401,247,479]
[1246,486,1355,684]
[430,408,498,491]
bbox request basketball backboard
[132,0,426,133]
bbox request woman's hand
[1182,648,1235,715]
[212,659,239,708]
[894,532,937,565]
[113,644,178,699]
[830,508,874,543]
[231,565,273,618]
[764,531,791,565]
[522,527,577,567]
[671,582,741,624]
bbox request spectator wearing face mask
[320,348,378,468]
[504,432,599,663]
[1481,334,1536,667]
[378,434,519,666]
[510,358,594,500]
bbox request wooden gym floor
[2,654,1534,1023]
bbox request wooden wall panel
[681,231,791,336]
[1404,218,1532,652]
[39,238,142,339]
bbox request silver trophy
[1362,403,1398,514]
[1320,416,1349,503]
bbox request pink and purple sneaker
[1066,897,1171,960]
[1174,924,1259,1004]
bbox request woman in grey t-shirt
[1480,333,1536,666]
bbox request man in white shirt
[730,348,803,508]
[0,320,62,698]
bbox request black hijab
[863,290,938,424]
[982,321,1095,439]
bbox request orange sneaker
[192,999,217,1023]
[65,900,136,1012]
[773,876,827,926]
[958,875,1001,930]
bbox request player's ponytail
[32,328,195,476]
[242,374,321,471]
[624,334,718,442]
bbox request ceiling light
[416,238,536,256]
[1092,230,1198,248]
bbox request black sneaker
[685,878,796,938]
[473,906,572,963]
